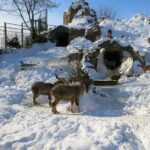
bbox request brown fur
[31,81,64,106]
[50,83,85,114]
[31,82,53,106]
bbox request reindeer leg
[51,99,60,114]
[33,95,39,106]
[48,94,52,107]
[75,98,80,113]
[70,100,74,113]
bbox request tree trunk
[30,19,36,42]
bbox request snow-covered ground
[0,14,150,150]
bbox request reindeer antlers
[54,74,67,83]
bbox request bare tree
[2,0,58,41]
[97,7,117,21]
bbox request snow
[69,16,95,26]
[67,0,96,27]
[67,37,93,53]
[0,14,150,149]
[100,14,150,56]
[70,0,87,11]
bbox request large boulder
[85,23,101,42]
[82,40,145,79]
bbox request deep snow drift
[0,14,150,150]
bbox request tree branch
[13,0,30,31]
[23,0,31,22]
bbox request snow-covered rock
[67,37,93,53]
[64,0,97,26]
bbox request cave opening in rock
[56,32,69,47]
[104,50,123,70]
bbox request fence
[34,9,48,33]
[0,22,30,49]
[0,26,5,50]
[24,9,48,36]
[0,9,55,50]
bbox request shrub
[97,7,117,21]
[68,66,92,91]
[7,36,21,48]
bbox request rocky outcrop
[86,40,145,71]
[99,40,145,65]
[49,0,101,46]
[49,26,85,46]
[63,0,97,25]
[83,40,139,79]
[85,23,100,42]
[49,23,101,46]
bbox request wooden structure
[0,22,30,49]
[93,80,118,86]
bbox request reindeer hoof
[52,108,60,114]
[53,111,60,114]
[33,102,39,106]
[55,111,60,114]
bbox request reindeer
[31,82,53,106]
[50,82,85,114]
[67,45,85,66]
[31,74,65,106]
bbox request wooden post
[4,22,7,49]
[21,23,24,47]
[93,80,118,86]
[46,9,48,31]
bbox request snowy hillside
[100,14,150,59]
[0,15,150,150]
